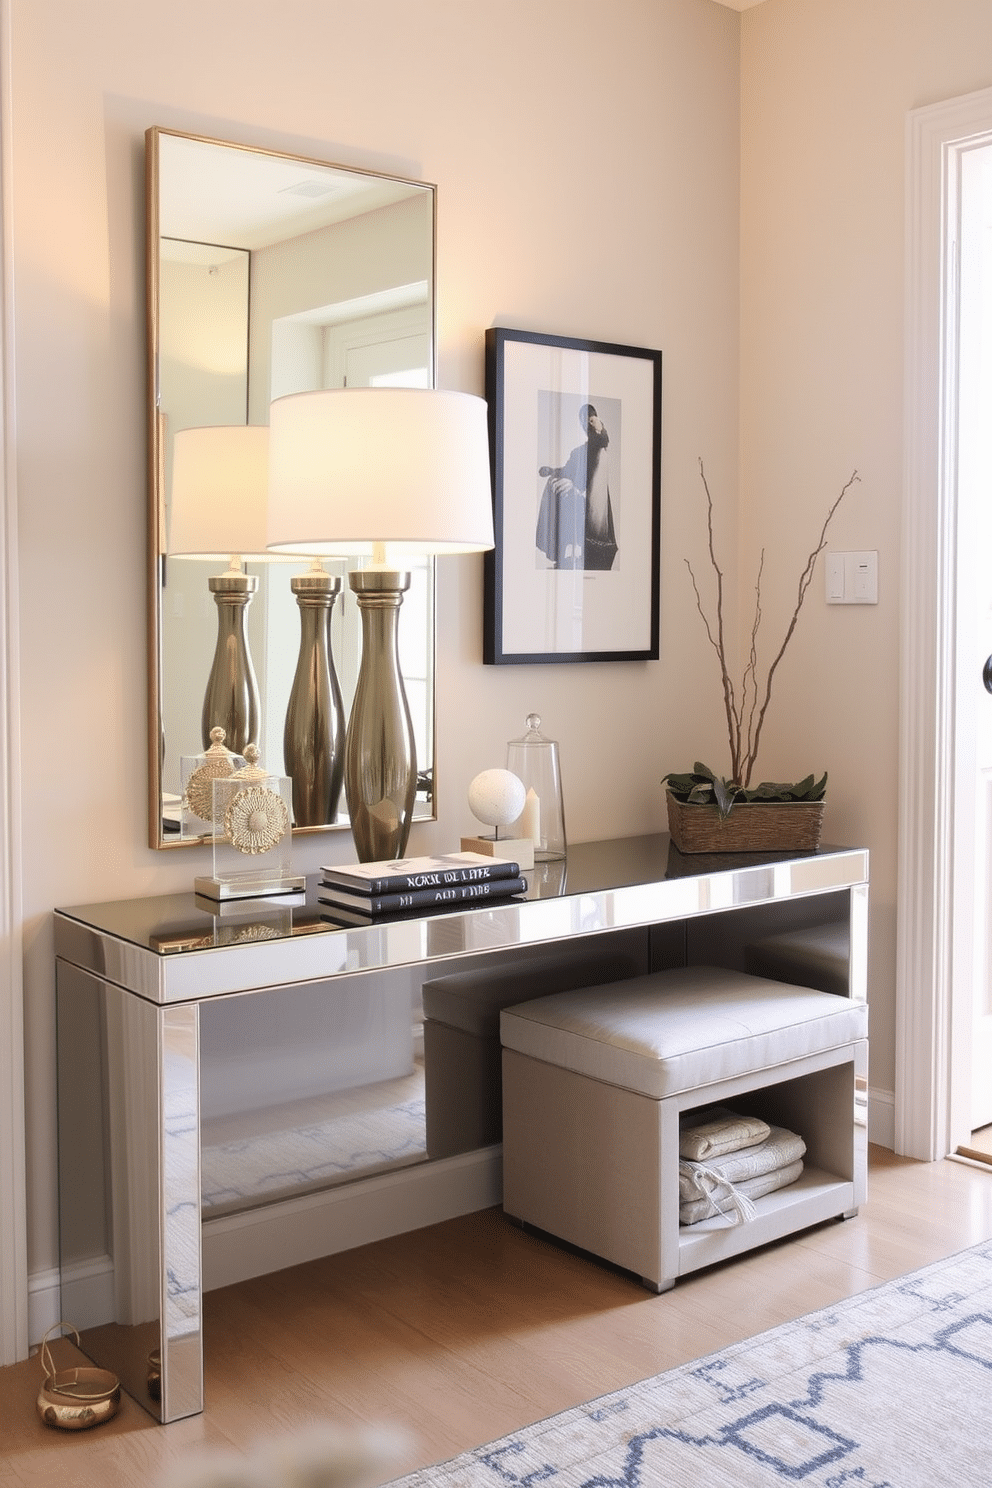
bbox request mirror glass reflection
[147,128,437,848]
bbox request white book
[319,851,521,897]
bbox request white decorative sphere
[468,768,526,829]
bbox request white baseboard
[29,1099,898,1347]
[868,1085,895,1151]
[28,1145,503,1344]
[28,1253,115,1347]
[202,1143,502,1290]
[27,1266,60,1346]
[201,1094,896,1293]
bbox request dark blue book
[318,874,528,919]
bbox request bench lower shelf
[677,1167,856,1275]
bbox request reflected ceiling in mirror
[146,128,437,848]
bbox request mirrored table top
[54,835,867,1004]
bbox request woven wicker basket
[666,791,824,854]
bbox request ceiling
[157,132,419,252]
[710,0,768,9]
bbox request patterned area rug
[387,1240,992,1485]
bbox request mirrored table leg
[56,967,203,1422]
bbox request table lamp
[170,423,349,831]
[267,386,494,862]
[169,424,269,755]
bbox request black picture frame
[483,327,662,665]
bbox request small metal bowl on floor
[36,1324,120,1431]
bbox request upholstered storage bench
[500,964,868,1293]
[422,943,645,1159]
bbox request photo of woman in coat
[535,401,618,571]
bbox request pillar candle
[519,787,541,845]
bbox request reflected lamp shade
[169,424,269,754]
[169,424,270,560]
[266,388,494,861]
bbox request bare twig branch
[686,557,741,781]
[691,465,861,789]
[694,457,747,780]
[741,551,765,783]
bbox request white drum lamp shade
[169,424,269,559]
[266,387,494,861]
[266,387,494,559]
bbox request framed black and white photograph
[483,327,661,665]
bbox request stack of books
[317,851,528,925]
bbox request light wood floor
[959,1123,992,1160]
[2,1146,992,1487]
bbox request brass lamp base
[345,569,417,862]
[284,566,345,827]
[202,569,260,753]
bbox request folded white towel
[679,1158,805,1227]
[679,1106,771,1161]
[679,1124,806,1200]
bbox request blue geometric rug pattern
[387,1240,992,1486]
[200,1097,427,1215]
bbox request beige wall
[19,0,990,1296]
[10,0,740,1279]
[739,0,992,1102]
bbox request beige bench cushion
[500,965,868,1098]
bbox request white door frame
[897,85,992,1161]
[0,0,26,1365]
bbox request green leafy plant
[664,460,860,815]
[664,762,828,820]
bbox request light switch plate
[825,550,878,604]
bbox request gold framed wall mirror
[145,126,438,848]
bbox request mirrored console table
[54,834,868,1422]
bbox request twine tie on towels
[678,1160,758,1225]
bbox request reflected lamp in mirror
[168,425,270,756]
[169,423,348,833]
[267,387,494,862]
